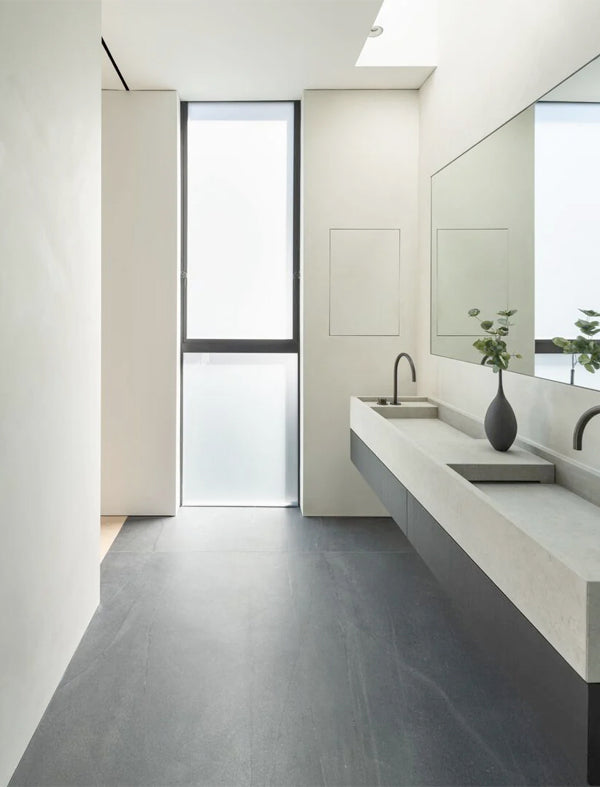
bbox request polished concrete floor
[11,508,581,786]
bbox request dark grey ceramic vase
[484,369,517,452]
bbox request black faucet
[393,353,416,405]
[573,405,600,450]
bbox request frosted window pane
[186,102,294,340]
[182,354,298,505]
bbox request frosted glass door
[182,101,299,506]
[183,354,298,505]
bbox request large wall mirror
[431,54,600,391]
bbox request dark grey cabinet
[350,431,407,533]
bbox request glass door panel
[182,354,298,505]
[182,101,299,506]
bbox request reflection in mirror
[431,54,600,391]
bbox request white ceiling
[101,0,436,99]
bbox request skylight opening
[356,0,437,68]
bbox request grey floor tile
[150,506,410,554]
[154,506,296,553]
[289,515,412,552]
[109,516,166,553]
[10,512,582,787]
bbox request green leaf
[575,319,600,336]
[580,309,600,317]
[467,308,519,370]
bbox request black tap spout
[573,405,600,450]
[393,353,416,405]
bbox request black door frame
[179,100,301,506]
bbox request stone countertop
[475,482,600,581]
[388,418,554,482]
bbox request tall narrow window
[182,102,299,506]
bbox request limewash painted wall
[418,0,600,469]
[102,91,180,516]
[302,90,419,515]
[0,2,101,783]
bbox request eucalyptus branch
[553,310,600,374]
[467,308,522,373]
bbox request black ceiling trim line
[102,37,129,91]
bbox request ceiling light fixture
[369,25,384,38]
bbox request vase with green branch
[552,310,600,385]
[468,308,522,371]
[468,308,522,452]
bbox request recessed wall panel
[329,228,400,336]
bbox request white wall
[418,0,600,469]
[102,91,180,516]
[0,2,101,783]
[302,90,419,515]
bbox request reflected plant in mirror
[468,308,522,372]
[553,310,600,382]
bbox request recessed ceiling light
[369,25,384,38]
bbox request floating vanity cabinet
[350,395,600,785]
[404,493,592,784]
[350,431,407,533]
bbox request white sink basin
[358,396,438,419]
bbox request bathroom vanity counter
[351,393,600,782]
[350,394,600,682]
[475,481,600,581]
[387,417,554,482]
[474,480,600,683]
[354,396,553,482]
